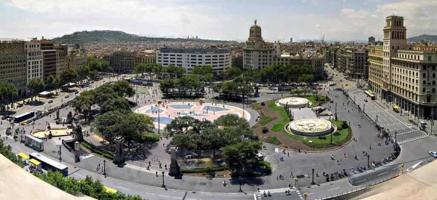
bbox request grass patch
[181,166,227,173]
[306,95,330,106]
[280,119,351,149]
[259,114,273,126]
[265,136,281,145]
[267,101,290,132]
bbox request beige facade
[25,39,43,83]
[369,15,437,119]
[0,41,27,95]
[243,20,325,79]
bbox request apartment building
[368,15,437,119]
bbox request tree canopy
[94,111,155,145]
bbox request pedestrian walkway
[348,89,428,144]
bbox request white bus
[22,134,44,152]
[30,152,68,176]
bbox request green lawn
[306,95,330,106]
[135,86,150,95]
[259,114,273,126]
[281,120,351,149]
[265,136,281,145]
[268,101,290,132]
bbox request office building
[0,41,27,95]
[107,51,136,73]
[25,39,43,83]
[55,45,68,75]
[40,39,57,80]
[156,48,231,74]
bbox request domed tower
[247,20,264,44]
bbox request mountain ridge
[52,30,235,44]
[408,34,437,43]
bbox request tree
[165,65,185,78]
[0,82,18,111]
[71,91,94,120]
[214,114,250,129]
[60,68,78,84]
[77,64,91,79]
[134,63,147,76]
[191,65,214,82]
[223,66,242,80]
[27,78,45,99]
[94,111,155,145]
[45,75,61,90]
[223,140,262,176]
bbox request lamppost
[239,178,243,192]
[334,102,338,120]
[157,100,162,135]
[367,154,370,169]
[161,171,165,188]
[103,160,106,177]
[58,145,62,162]
[311,168,315,185]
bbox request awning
[29,159,41,166]
[103,186,117,194]
[18,153,29,160]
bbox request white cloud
[2,0,437,41]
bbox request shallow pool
[145,107,164,113]
[153,116,173,125]
[170,104,193,109]
[203,106,229,112]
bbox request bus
[29,152,68,176]
[364,90,376,100]
[13,112,35,123]
[22,134,44,152]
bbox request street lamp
[367,154,370,169]
[157,100,162,135]
[239,176,243,192]
[58,145,62,162]
[161,171,165,188]
[103,160,106,177]
[311,168,315,185]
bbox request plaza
[135,101,252,129]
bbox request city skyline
[2,0,437,42]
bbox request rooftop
[159,47,230,54]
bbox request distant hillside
[52,30,233,44]
[408,34,437,43]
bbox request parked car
[429,151,437,158]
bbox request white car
[429,151,437,158]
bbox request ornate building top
[245,20,273,50]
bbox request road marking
[411,161,423,170]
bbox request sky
[1,0,437,42]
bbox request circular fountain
[286,118,333,137]
[277,97,310,108]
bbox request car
[65,95,70,98]
[429,151,437,158]
[364,99,368,102]
[48,100,53,104]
